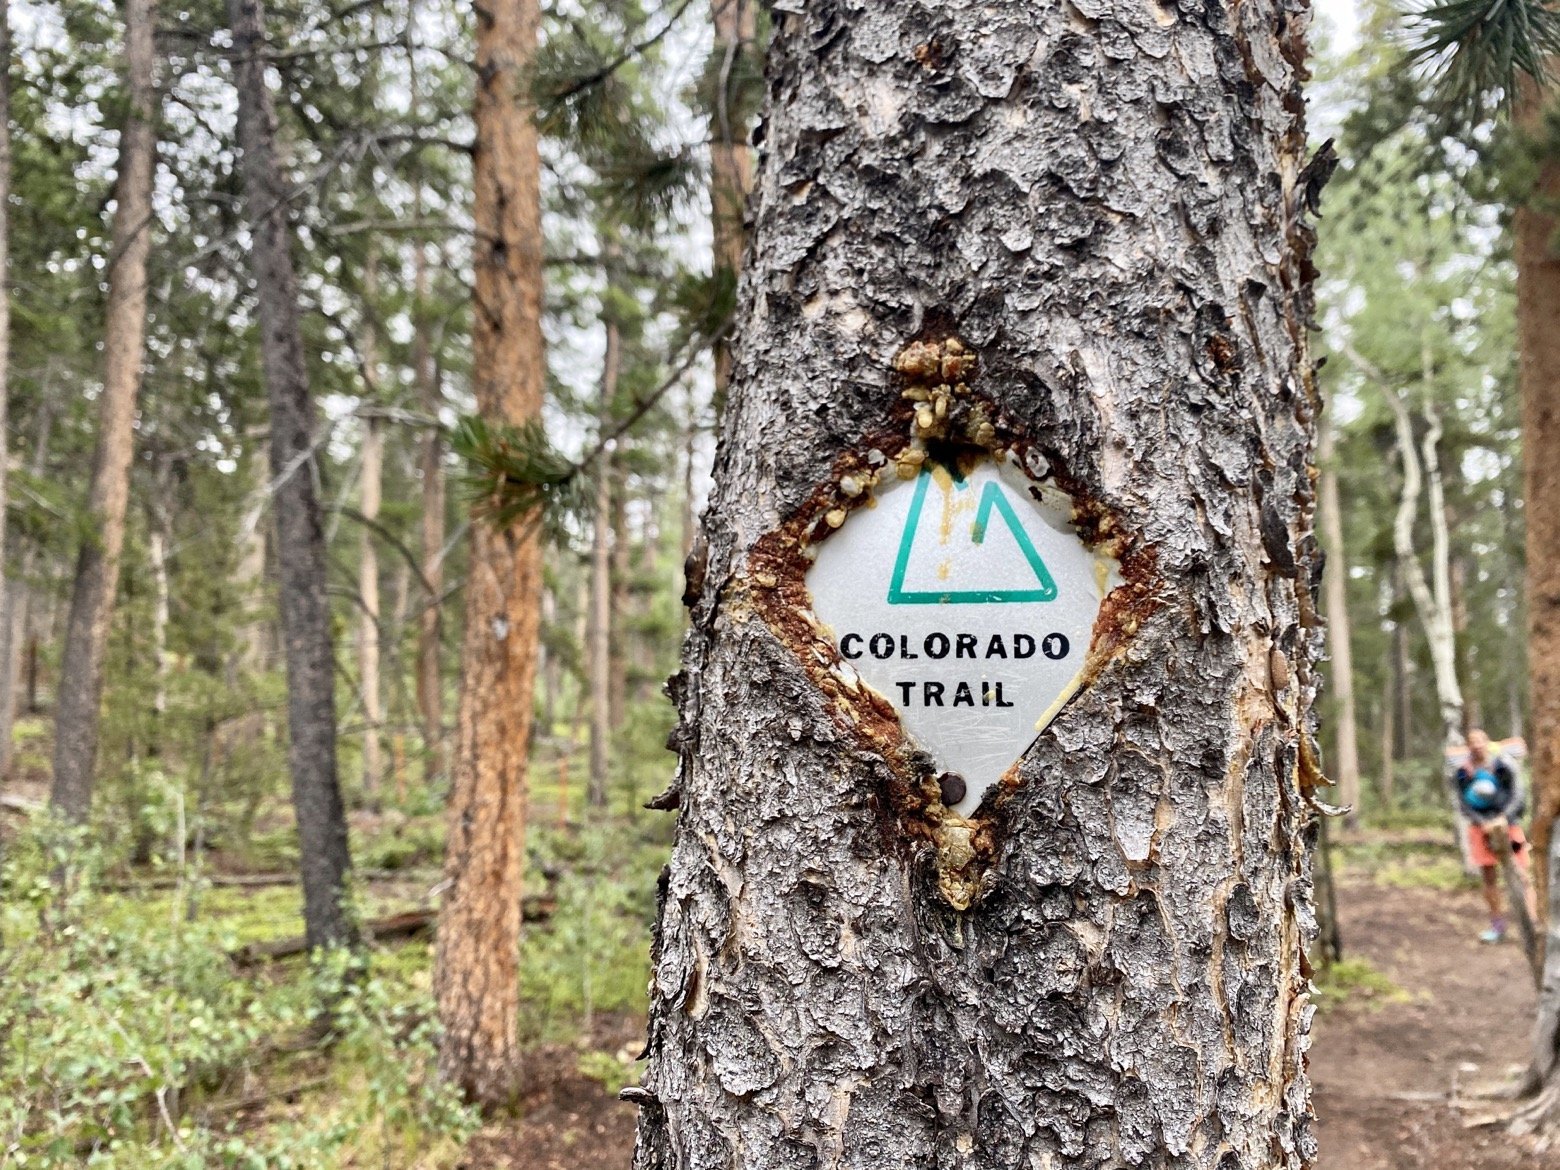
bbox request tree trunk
[147,492,170,743]
[1450,554,1480,731]
[707,0,756,408]
[1390,564,1411,762]
[0,404,52,781]
[49,0,158,821]
[587,311,621,808]
[229,0,355,952]
[1318,420,1361,825]
[1515,82,1560,1117]
[433,0,546,1109]
[1419,397,1464,738]
[0,0,9,794]
[358,414,384,802]
[632,4,1321,1165]
[233,431,271,675]
[414,241,446,784]
[681,386,698,566]
[609,467,631,730]
[1382,384,1464,743]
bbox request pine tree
[632,1,1322,1163]
[50,0,159,822]
[228,0,356,952]
[433,0,548,1107]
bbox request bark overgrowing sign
[808,459,1118,816]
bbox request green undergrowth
[1334,834,1479,893]
[1312,957,1411,1012]
[0,803,668,1168]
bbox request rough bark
[49,0,158,821]
[1516,82,1560,1115]
[229,0,355,951]
[414,241,446,783]
[358,414,384,801]
[634,3,1320,1166]
[708,0,756,407]
[1317,420,1360,826]
[433,0,546,1109]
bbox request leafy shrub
[0,821,476,1167]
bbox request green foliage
[1412,0,1560,121]
[1313,958,1412,1012]
[520,823,665,1043]
[0,823,477,1168]
[450,415,586,533]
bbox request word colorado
[838,631,1070,663]
[838,630,1071,709]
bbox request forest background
[0,0,1541,1165]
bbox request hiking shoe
[1479,924,1507,944]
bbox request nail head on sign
[939,772,967,806]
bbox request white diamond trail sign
[807,458,1118,816]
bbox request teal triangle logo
[887,470,1059,604]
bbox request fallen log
[229,896,556,967]
[103,867,441,893]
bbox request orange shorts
[1467,822,1529,869]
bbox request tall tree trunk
[358,415,384,802]
[1419,396,1464,738]
[707,0,755,408]
[233,430,271,675]
[587,311,621,808]
[609,468,630,729]
[1390,564,1411,762]
[1381,384,1464,742]
[133,476,171,866]
[229,0,355,951]
[539,587,558,736]
[1450,555,1480,731]
[433,0,546,1108]
[0,404,51,780]
[681,386,698,566]
[1515,80,1560,1120]
[49,0,158,821]
[1318,419,1361,825]
[632,3,1320,1164]
[414,242,446,783]
[0,0,9,794]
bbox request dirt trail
[1311,876,1545,1169]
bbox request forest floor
[463,835,1554,1170]
[1311,838,1544,1169]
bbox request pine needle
[1411,0,1560,120]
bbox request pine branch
[453,316,734,530]
[546,0,699,104]
[1411,0,1560,121]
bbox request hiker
[1451,728,1537,943]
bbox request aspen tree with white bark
[631,1,1324,1164]
[49,0,158,821]
[1317,420,1361,825]
[413,239,446,784]
[357,413,385,803]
